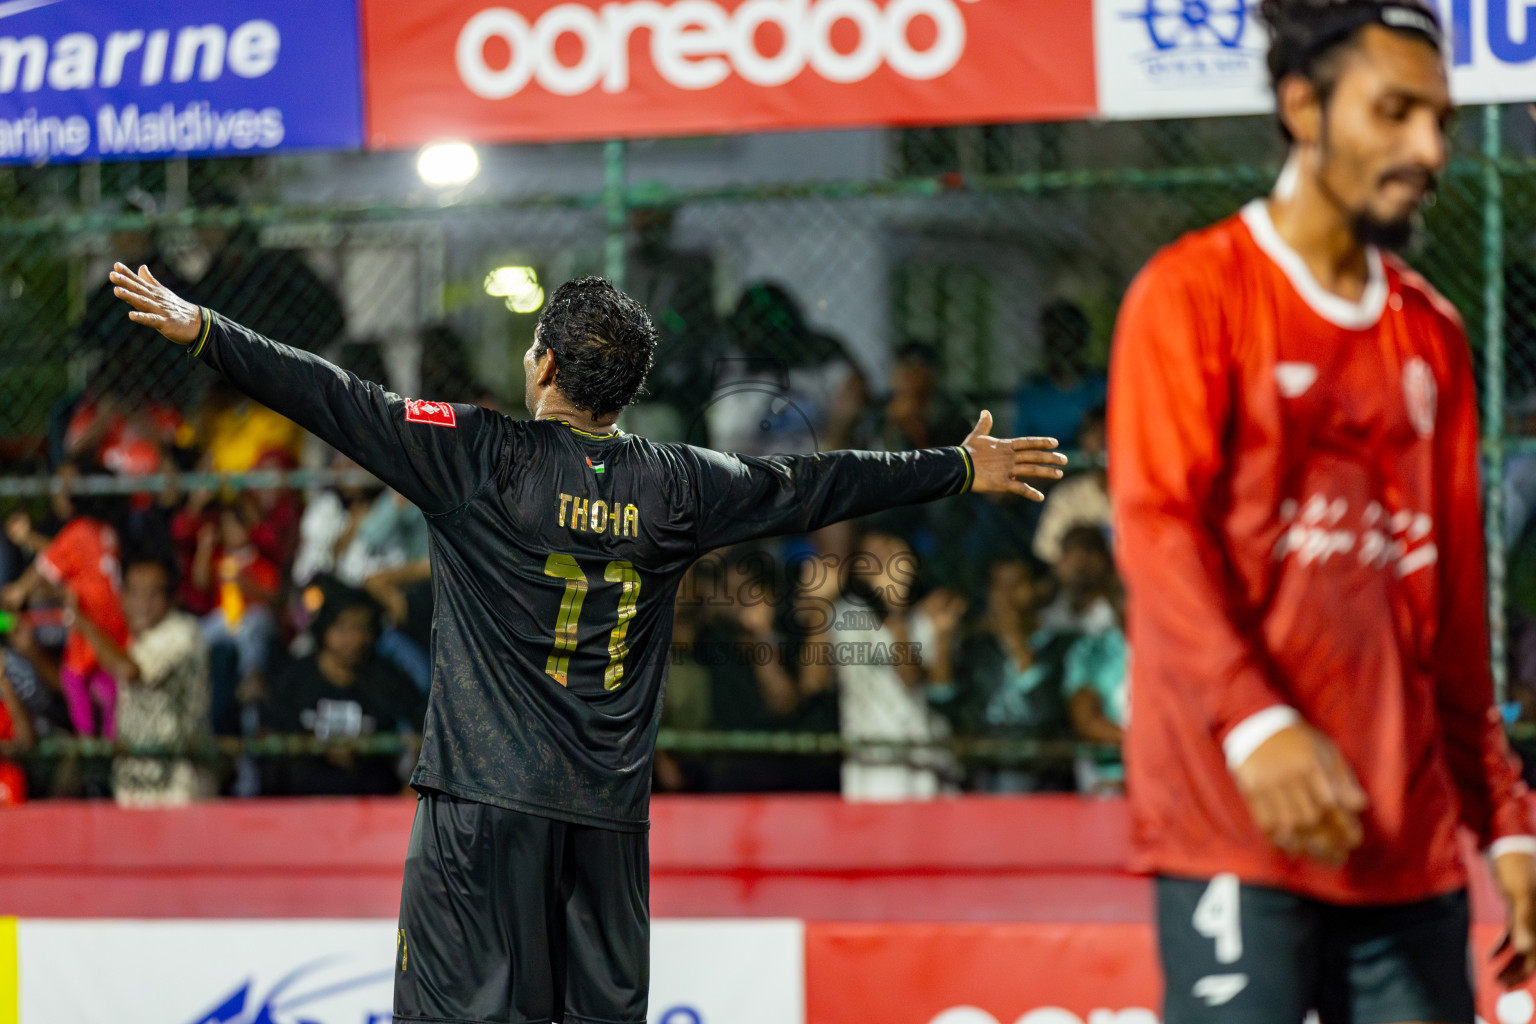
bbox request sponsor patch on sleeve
[404,399,457,428]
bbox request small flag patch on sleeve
[405,399,457,428]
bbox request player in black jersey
[111,262,1067,1024]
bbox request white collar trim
[1239,199,1388,330]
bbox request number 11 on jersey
[543,552,642,691]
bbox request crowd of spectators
[0,242,1125,806]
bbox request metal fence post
[1484,104,1508,705]
[604,139,627,291]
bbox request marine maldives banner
[360,0,1097,147]
[0,0,362,165]
[1094,0,1536,120]
[8,918,805,1024]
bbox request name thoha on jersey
[557,494,640,538]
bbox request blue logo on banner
[185,955,392,1024]
[1132,0,1252,51]
[0,0,361,165]
[1123,0,1263,88]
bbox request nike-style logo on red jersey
[405,399,457,428]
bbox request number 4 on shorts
[1193,873,1243,965]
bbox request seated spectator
[1064,587,1128,795]
[870,342,971,452]
[706,283,866,456]
[193,377,306,475]
[3,612,63,718]
[337,490,429,588]
[0,649,36,804]
[1039,524,1118,636]
[194,503,280,735]
[292,478,432,689]
[72,556,211,806]
[677,552,839,793]
[260,586,424,796]
[2,505,128,737]
[1014,300,1107,444]
[952,555,1077,792]
[243,452,303,573]
[1032,405,1111,565]
[64,377,184,485]
[291,456,378,588]
[813,529,957,800]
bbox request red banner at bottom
[806,922,1532,1024]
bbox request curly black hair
[1259,0,1443,142]
[533,276,659,419]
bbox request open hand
[109,263,202,344]
[962,411,1067,501]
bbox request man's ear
[1277,74,1323,147]
[537,349,559,388]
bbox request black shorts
[1156,875,1474,1024]
[393,790,650,1024]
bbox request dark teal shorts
[1156,875,1474,1024]
[393,790,650,1024]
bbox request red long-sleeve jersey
[1109,200,1534,905]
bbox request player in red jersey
[1109,2,1536,1020]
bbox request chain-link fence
[2,107,1535,799]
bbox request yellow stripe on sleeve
[955,446,975,494]
[189,306,212,358]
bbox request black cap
[1269,0,1443,81]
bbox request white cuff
[1489,836,1536,860]
[1223,705,1302,771]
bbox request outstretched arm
[110,263,503,517]
[688,411,1066,551]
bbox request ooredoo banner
[0,0,362,165]
[803,922,1535,1024]
[1093,0,1536,120]
[359,0,1097,147]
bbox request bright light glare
[484,266,545,314]
[417,142,480,187]
[508,287,545,314]
[484,266,537,298]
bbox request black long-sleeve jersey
[196,312,975,829]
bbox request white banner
[15,919,805,1024]
[19,921,397,1024]
[1093,0,1536,120]
[650,920,805,1024]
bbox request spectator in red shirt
[2,514,128,738]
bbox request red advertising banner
[360,0,1097,148]
[805,922,1535,1024]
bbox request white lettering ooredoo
[456,0,969,101]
